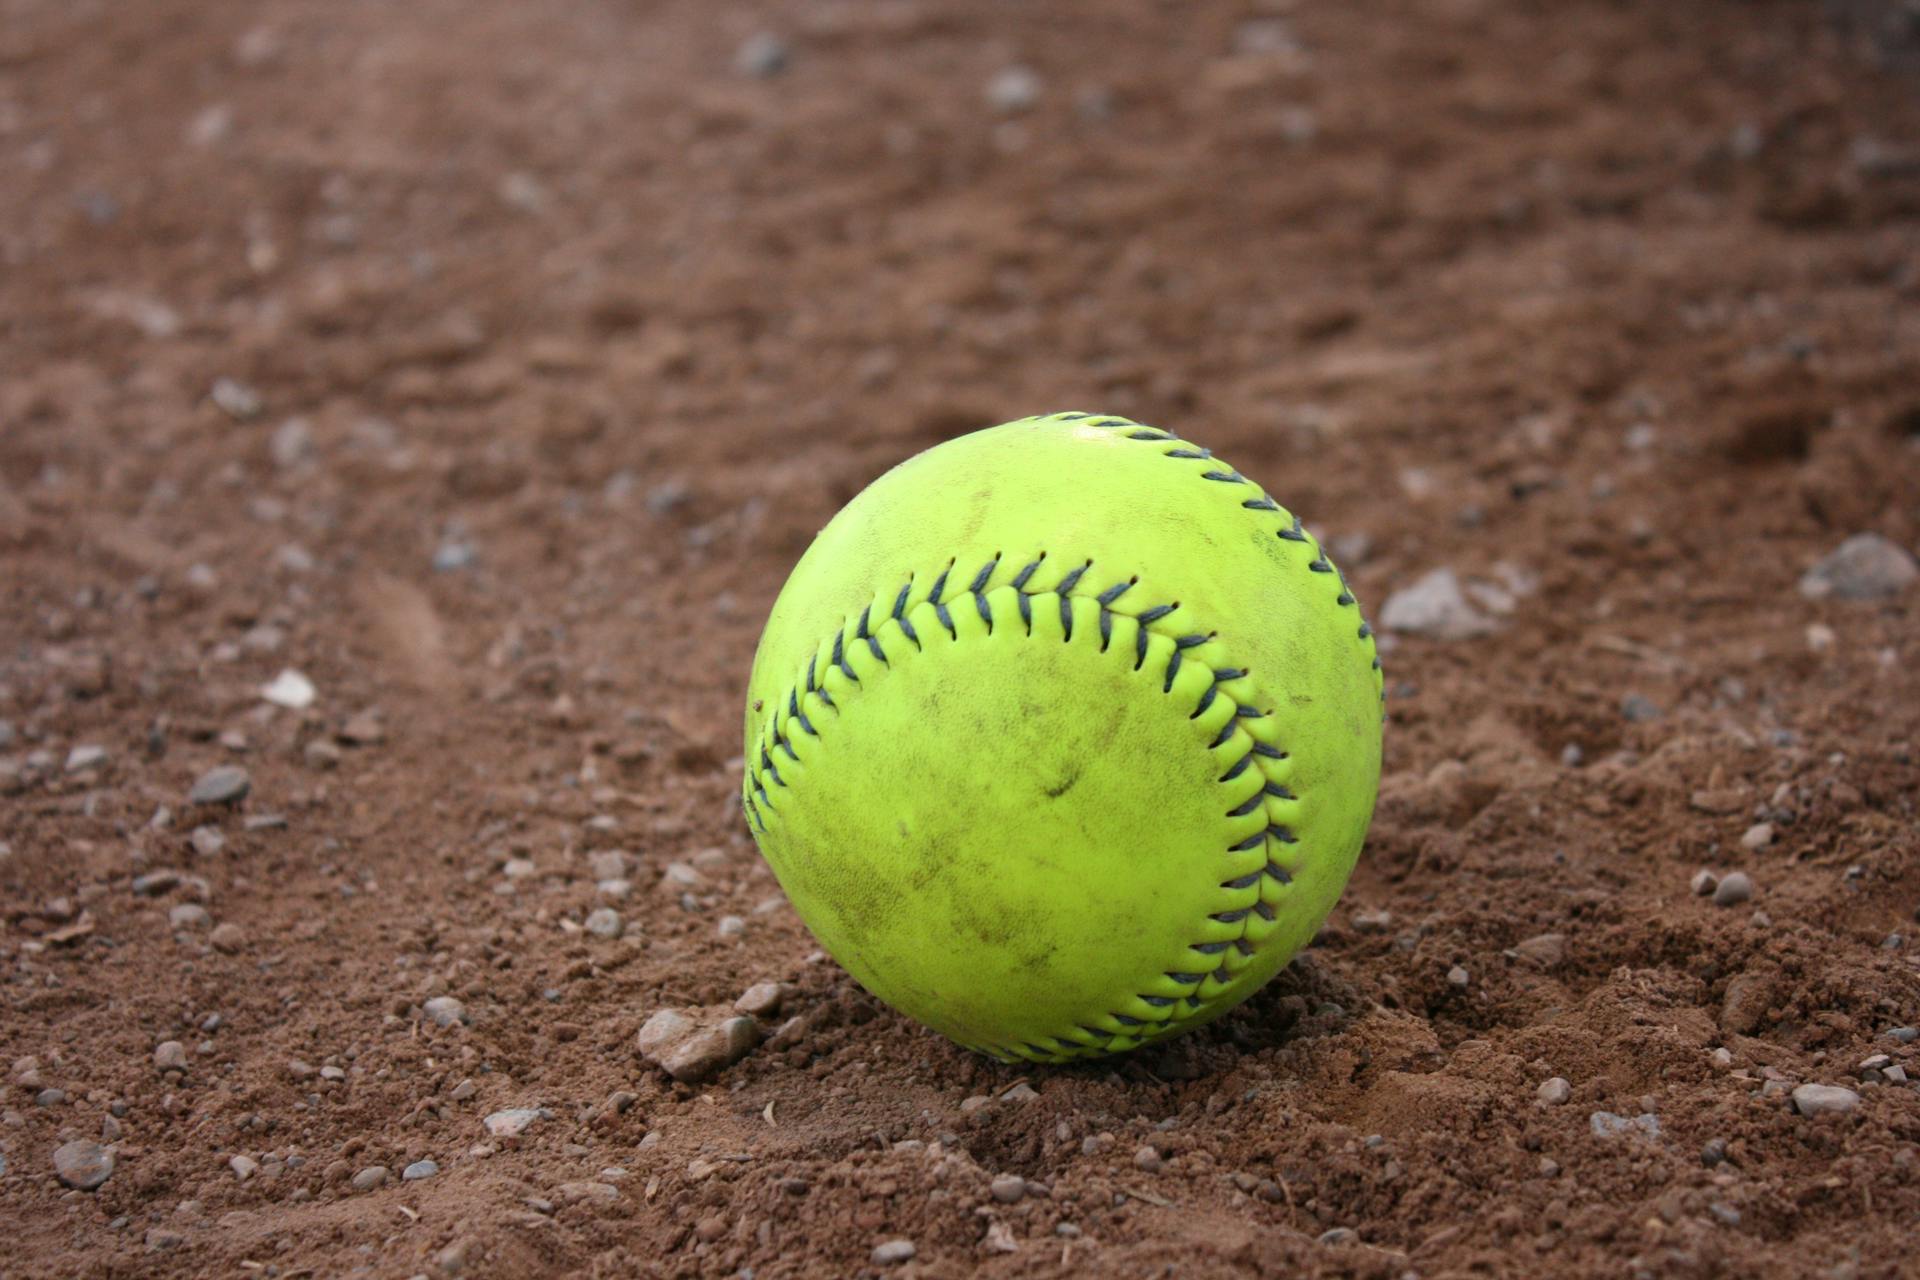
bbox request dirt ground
[4,1,1920,1276]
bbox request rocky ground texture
[3,1,1919,1276]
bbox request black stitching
[934,600,956,639]
[1114,1015,1143,1027]
[1190,941,1230,955]
[777,734,797,762]
[1242,496,1280,511]
[804,655,817,693]
[1134,626,1150,669]
[1264,782,1294,800]
[1234,703,1265,719]
[1337,590,1355,606]
[1193,683,1219,718]
[1279,516,1309,542]
[1058,593,1073,642]
[1253,903,1277,921]
[975,589,993,629]
[1057,412,1089,420]
[1163,649,1182,692]
[1264,863,1292,884]
[1219,754,1253,782]
[1230,833,1267,853]
[1057,561,1090,595]
[1211,908,1251,923]
[1099,609,1112,651]
[1097,579,1135,606]
[969,559,996,594]
[1137,603,1177,624]
[1357,622,1373,640]
[1307,557,1333,574]
[815,685,835,710]
[1202,470,1245,484]
[1227,793,1263,818]
[928,563,952,603]
[1251,742,1286,759]
[1018,592,1032,632]
[1175,633,1209,649]
[1209,721,1238,749]
[1012,555,1044,589]
[891,581,913,623]
[1128,430,1171,441]
[1140,996,1175,1009]
[833,633,857,682]
[1166,448,1211,460]
[1213,668,1248,681]
[1267,825,1298,844]
[1222,870,1263,889]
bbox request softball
[741,412,1383,1062]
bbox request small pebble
[169,903,210,930]
[1712,872,1754,908]
[1690,869,1719,897]
[209,922,247,953]
[484,1108,544,1137]
[350,1165,389,1192]
[230,1155,258,1180]
[1318,1228,1357,1246]
[1133,1145,1164,1173]
[1620,693,1663,723]
[1701,1137,1728,1167]
[423,996,467,1028]
[1589,1111,1660,1141]
[584,908,623,939]
[187,765,250,806]
[189,826,226,857]
[1446,965,1470,988]
[1799,533,1918,600]
[734,982,784,1018]
[1790,1083,1860,1117]
[989,1174,1025,1203]
[734,32,789,78]
[402,1159,438,1181]
[53,1139,115,1190]
[871,1240,916,1266]
[1536,1077,1571,1105]
[1739,822,1774,851]
[985,66,1041,114]
[153,1041,189,1071]
[64,745,108,773]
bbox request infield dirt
[2,2,1918,1277]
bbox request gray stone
[734,982,784,1018]
[584,908,623,939]
[1446,965,1470,988]
[985,66,1041,114]
[189,826,226,857]
[153,1040,189,1071]
[1380,569,1495,640]
[1799,533,1918,601]
[1621,693,1663,723]
[132,870,183,897]
[432,539,477,573]
[1515,933,1566,967]
[647,1015,760,1084]
[210,922,246,953]
[1690,869,1719,897]
[871,1240,916,1265]
[230,1155,258,1180]
[1739,822,1775,851]
[587,849,628,881]
[64,745,108,773]
[350,1165,389,1191]
[734,32,789,78]
[1537,1077,1571,1105]
[169,903,210,930]
[990,1173,1025,1203]
[1133,1145,1163,1173]
[1589,1111,1660,1141]
[402,1159,438,1181]
[1790,1083,1860,1117]
[53,1139,115,1190]
[483,1108,545,1138]
[188,765,250,806]
[423,996,467,1028]
[210,377,262,420]
[1712,872,1754,908]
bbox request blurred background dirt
[3,1,1920,1276]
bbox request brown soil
[4,1,1920,1276]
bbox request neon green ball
[742,413,1383,1062]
